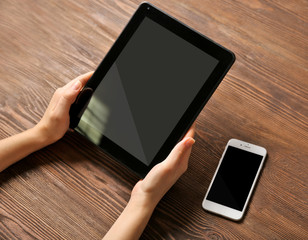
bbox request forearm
[0,73,92,173]
[0,126,49,172]
[103,197,156,240]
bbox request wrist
[129,192,158,215]
[103,192,156,240]
[31,124,56,147]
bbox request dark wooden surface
[0,0,307,239]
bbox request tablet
[69,2,235,177]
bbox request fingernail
[184,137,195,147]
[72,80,81,90]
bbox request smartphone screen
[206,146,264,211]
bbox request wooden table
[0,0,307,239]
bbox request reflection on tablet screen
[76,17,218,166]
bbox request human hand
[103,125,195,240]
[35,72,93,145]
[130,124,196,209]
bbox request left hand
[35,72,93,144]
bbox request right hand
[130,124,196,209]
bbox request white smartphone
[202,139,267,221]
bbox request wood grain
[0,0,307,239]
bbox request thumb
[163,137,195,175]
[54,79,82,117]
[64,78,82,102]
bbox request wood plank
[0,0,307,239]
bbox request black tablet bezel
[70,2,235,177]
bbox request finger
[47,72,94,118]
[168,137,195,162]
[62,71,94,91]
[75,71,94,87]
[184,123,196,139]
[48,88,64,112]
[65,72,94,99]
[139,136,195,195]
[53,94,72,120]
[163,137,195,172]
[52,76,90,113]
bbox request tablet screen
[76,17,219,166]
